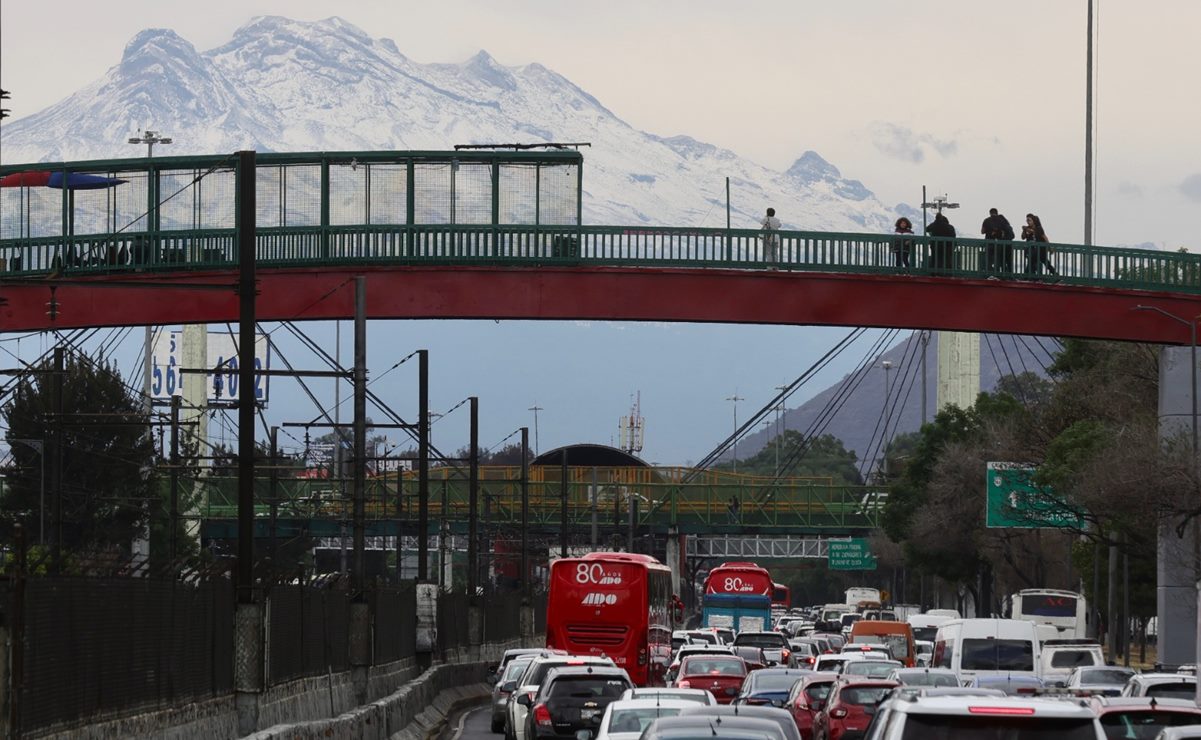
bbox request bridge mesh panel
[157,167,237,231]
[256,164,321,228]
[539,162,578,226]
[368,163,408,226]
[0,183,62,241]
[499,163,538,226]
[454,163,494,226]
[414,164,452,224]
[16,576,233,735]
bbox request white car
[594,699,696,740]
[814,651,887,674]
[1121,673,1198,700]
[863,694,1103,739]
[618,687,717,706]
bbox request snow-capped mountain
[1,16,910,231]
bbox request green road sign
[828,538,877,570]
[985,462,1085,529]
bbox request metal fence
[9,575,234,735]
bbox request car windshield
[735,634,785,648]
[749,674,802,692]
[608,707,684,733]
[683,659,744,676]
[1099,710,1201,739]
[846,663,900,679]
[839,686,892,706]
[631,691,709,704]
[548,676,629,699]
[960,639,1034,671]
[504,660,533,681]
[897,672,958,687]
[900,716,1099,739]
[1145,683,1197,699]
[689,633,718,645]
[1050,650,1098,668]
[1079,669,1133,684]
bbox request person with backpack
[980,208,1015,277]
[927,212,957,273]
[761,207,781,268]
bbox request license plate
[580,709,598,720]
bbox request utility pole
[235,150,256,605]
[269,426,279,566]
[726,394,744,473]
[920,331,930,425]
[1085,0,1095,246]
[352,277,367,598]
[417,350,430,581]
[50,346,63,570]
[169,395,181,562]
[520,427,530,603]
[468,397,479,598]
[528,404,543,455]
[774,384,788,476]
[560,448,569,558]
[882,360,894,478]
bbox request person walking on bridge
[761,207,781,268]
[981,208,1015,277]
[892,217,915,268]
[1022,213,1057,277]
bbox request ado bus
[772,582,791,611]
[702,561,773,632]
[545,552,674,686]
[1006,588,1088,640]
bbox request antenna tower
[619,392,645,455]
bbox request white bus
[1007,588,1088,640]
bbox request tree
[2,353,157,560]
[717,431,863,485]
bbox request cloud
[1117,181,1143,198]
[869,122,959,163]
[1180,174,1201,202]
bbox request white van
[932,618,1042,684]
[908,613,953,644]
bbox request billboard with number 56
[150,328,271,404]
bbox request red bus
[701,561,773,632]
[772,582,791,611]
[545,552,674,686]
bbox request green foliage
[717,431,863,485]
[2,354,156,556]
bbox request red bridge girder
[1,265,1199,344]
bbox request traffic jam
[482,553,1201,740]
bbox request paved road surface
[447,704,494,740]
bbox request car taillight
[968,706,1036,715]
[781,649,790,660]
[830,708,847,719]
[534,704,554,728]
[805,656,815,664]
[638,647,647,666]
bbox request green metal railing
[191,466,883,531]
[2,151,1198,294]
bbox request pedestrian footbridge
[2,150,1200,342]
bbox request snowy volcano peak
[1,15,904,232]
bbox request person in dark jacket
[1022,213,1057,276]
[927,212,957,273]
[892,217,914,268]
[980,208,1015,276]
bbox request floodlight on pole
[128,129,173,158]
[528,404,543,455]
[920,188,960,234]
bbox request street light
[127,129,172,158]
[726,394,745,473]
[920,187,960,235]
[775,384,789,476]
[11,439,45,544]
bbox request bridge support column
[234,601,264,736]
[666,527,682,597]
[349,601,371,706]
[1158,346,1199,667]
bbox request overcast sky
[1,1,1199,463]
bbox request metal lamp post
[726,394,744,473]
[882,360,894,478]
